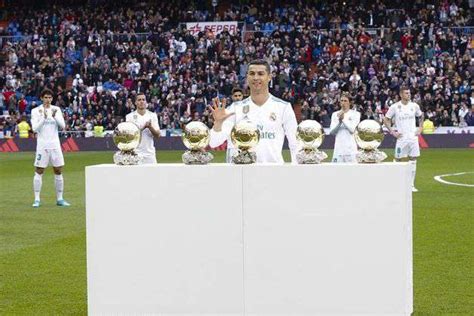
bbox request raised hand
[208,97,234,123]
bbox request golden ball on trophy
[113,122,141,165]
[230,120,260,164]
[182,121,210,150]
[296,119,325,149]
[231,120,260,150]
[181,121,213,164]
[355,119,384,150]
[296,120,327,164]
[355,119,387,163]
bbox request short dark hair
[136,92,146,98]
[248,59,271,74]
[40,89,54,97]
[232,87,243,95]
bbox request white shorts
[34,148,65,168]
[395,139,420,159]
[139,154,157,164]
[332,153,357,163]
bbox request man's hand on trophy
[209,97,234,123]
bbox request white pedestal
[86,163,412,315]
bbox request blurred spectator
[17,115,31,138]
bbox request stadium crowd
[0,0,473,137]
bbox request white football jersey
[329,109,360,156]
[386,101,422,141]
[126,110,159,156]
[31,105,65,150]
[210,94,298,163]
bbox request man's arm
[31,109,46,132]
[329,112,342,135]
[145,113,161,138]
[383,106,401,138]
[282,103,298,163]
[53,107,66,130]
[415,104,424,135]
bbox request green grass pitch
[1,149,473,315]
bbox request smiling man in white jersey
[126,92,160,164]
[329,92,361,163]
[384,86,424,192]
[31,89,70,208]
[209,59,298,163]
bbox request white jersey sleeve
[282,102,298,163]
[53,106,66,130]
[209,103,236,148]
[31,107,46,132]
[329,111,341,135]
[385,104,396,120]
[414,103,422,117]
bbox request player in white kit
[125,93,160,164]
[329,93,360,163]
[209,59,298,163]
[384,86,424,192]
[31,89,70,208]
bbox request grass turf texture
[1,149,473,315]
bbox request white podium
[86,163,412,315]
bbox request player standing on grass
[125,92,160,164]
[384,86,424,192]
[329,92,360,163]
[31,89,70,208]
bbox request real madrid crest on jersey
[133,114,138,120]
[269,112,277,121]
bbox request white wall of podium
[86,163,412,315]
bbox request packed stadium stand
[0,0,473,137]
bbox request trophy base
[182,150,214,165]
[232,150,257,164]
[296,149,328,164]
[113,150,141,165]
[356,149,387,163]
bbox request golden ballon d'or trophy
[113,122,141,165]
[355,119,388,163]
[296,120,327,164]
[231,120,260,164]
[182,121,214,165]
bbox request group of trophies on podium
[112,119,387,165]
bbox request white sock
[55,174,64,201]
[410,160,417,187]
[33,173,43,201]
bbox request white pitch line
[433,172,474,188]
